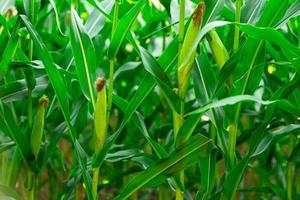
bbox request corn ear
[30,95,48,159]
[208,29,229,70]
[178,2,205,97]
[94,77,107,153]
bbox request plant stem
[174,96,185,200]
[233,0,241,53]
[106,0,120,127]
[29,189,34,200]
[92,1,120,199]
[28,2,35,198]
[8,149,22,187]
[228,110,239,168]
[28,89,33,126]
[1,152,8,184]
[228,41,262,168]
[287,162,294,200]
[287,135,295,200]
[178,0,185,55]
[27,0,35,128]
[28,171,35,200]
[106,60,115,129]
[175,1,185,199]
[159,185,170,200]
[75,184,80,200]
[92,167,100,199]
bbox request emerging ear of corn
[178,2,205,98]
[94,77,107,153]
[208,29,229,70]
[30,95,49,159]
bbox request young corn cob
[94,77,107,153]
[178,2,205,98]
[208,29,229,70]
[30,95,49,159]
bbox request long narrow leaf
[114,135,214,200]
[20,15,93,200]
[70,7,97,108]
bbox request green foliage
[0,0,300,199]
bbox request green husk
[208,29,229,70]
[30,95,48,159]
[178,2,205,98]
[94,77,107,153]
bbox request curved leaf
[188,95,300,116]
[0,29,18,80]
[85,0,114,37]
[138,46,181,113]
[0,184,21,200]
[49,0,65,36]
[108,0,146,59]
[70,7,97,108]
[114,134,214,200]
[20,15,93,199]
[93,37,178,168]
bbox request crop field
[0,0,300,199]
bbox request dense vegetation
[1,0,300,199]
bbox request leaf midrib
[118,138,212,199]
[72,12,96,109]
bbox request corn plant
[1,0,300,199]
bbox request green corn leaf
[188,95,300,116]
[237,23,300,58]
[70,7,97,108]
[232,0,289,96]
[198,149,217,200]
[0,141,15,153]
[20,15,93,199]
[114,134,214,200]
[223,76,300,199]
[0,29,18,80]
[112,94,168,158]
[0,103,36,172]
[15,48,36,91]
[87,0,113,20]
[0,76,47,103]
[138,45,181,113]
[224,123,300,199]
[252,124,300,157]
[191,56,229,157]
[85,0,114,37]
[203,0,224,24]
[241,0,266,24]
[276,0,300,27]
[0,184,21,200]
[256,0,289,27]
[20,15,71,119]
[92,37,178,167]
[121,38,178,126]
[3,0,300,199]
[49,0,65,36]
[223,157,250,200]
[108,0,147,59]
